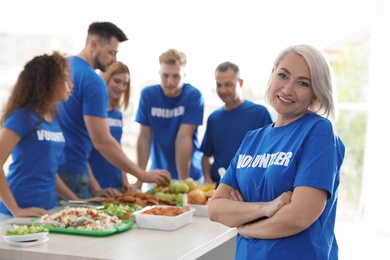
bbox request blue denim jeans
[57,172,94,200]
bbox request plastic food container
[188,204,208,217]
[134,205,195,231]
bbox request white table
[0,209,237,260]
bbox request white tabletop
[0,209,237,260]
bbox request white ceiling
[0,0,376,98]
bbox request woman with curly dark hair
[0,51,78,219]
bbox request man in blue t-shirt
[200,61,272,184]
[57,22,170,199]
[135,48,204,183]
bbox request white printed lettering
[36,130,65,142]
[236,151,293,169]
[108,118,122,127]
[151,106,185,118]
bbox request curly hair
[0,51,71,126]
[100,61,131,110]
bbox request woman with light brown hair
[88,62,137,197]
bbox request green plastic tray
[30,218,134,237]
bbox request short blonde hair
[159,48,187,66]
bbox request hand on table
[95,188,121,198]
[12,207,49,218]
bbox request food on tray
[198,183,217,192]
[142,205,191,216]
[148,179,217,206]
[40,207,122,231]
[169,181,190,194]
[101,203,142,220]
[5,224,48,236]
[134,205,195,231]
[102,191,160,207]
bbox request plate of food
[31,207,134,237]
[4,224,49,247]
[4,231,48,242]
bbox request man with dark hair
[58,22,170,199]
[87,22,128,44]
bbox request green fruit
[176,183,190,194]
[169,182,179,193]
[155,192,165,199]
[176,193,183,204]
[166,194,176,202]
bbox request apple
[176,183,190,194]
[155,192,165,199]
[165,193,176,202]
[169,181,179,193]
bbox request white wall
[363,0,390,233]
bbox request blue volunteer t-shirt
[0,108,65,215]
[135,83,204,180]
[57,56,108,174]
[221,112,345,260]
[200,100,272,182]
[89,110,123,189]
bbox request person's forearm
[238,188,322,239]
[238,204,305,239]
[121,172,129,185]
[136,135,151,170]
[201,156,213,181]
[0,171,20,215]
[175,137,192,180]
[208,198,273,228]
[87,164,102,195]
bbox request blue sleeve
[82,76,108,118]
[3,109,33,137]
[293,121,339,199]
[200,117,214,155]
[135,88,150,126]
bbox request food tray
[30,218,133,237]
[188,204,208,217]
[133,205,195,231]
